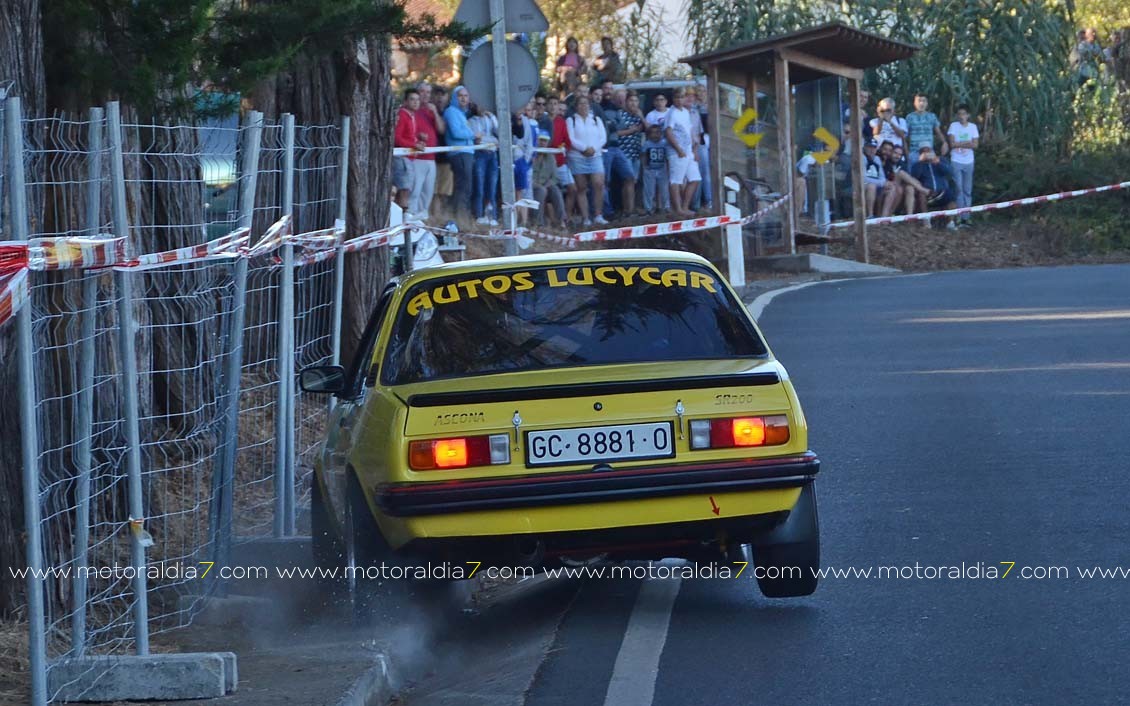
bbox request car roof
[397,248,713,287]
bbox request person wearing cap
[862,138,887,217]
[533,133,567,229]
[910,145,958,229]
[443,86,476,222]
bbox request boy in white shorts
[663,88,701,217]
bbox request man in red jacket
[394,87,438,220]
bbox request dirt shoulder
[812,217,1130,272]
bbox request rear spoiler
[405,371,780,407]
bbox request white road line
[748,280,830,321]
[602,574,683,706]
[747,272,931,321]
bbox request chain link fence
[1,97,349,704]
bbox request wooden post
[745,73,762,257]
[847,77,868,263]
[773,51,795,254]
[708,65,724,218]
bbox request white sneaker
[582,218,593,226]
[946,220,958,231]
[476,216,490,225]
[593,215,609,225]
[489,218,499,226]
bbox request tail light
[409,433,511,470]
[689,415,789,449]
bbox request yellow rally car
[300,249,821,598]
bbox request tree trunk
[252,35,392,366]
[0,0,45,620]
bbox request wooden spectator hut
[682,23,917,262]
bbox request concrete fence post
[723,175,746,287]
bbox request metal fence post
[276,114,295,537]
[70,105,104,657]
[7,95,48,706]
[107,101,150,656]
[328,117,349,412]
[214,111,262,562]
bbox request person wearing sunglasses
[868,97,908,153]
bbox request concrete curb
[335,653,397,706]
[49,652,237,702]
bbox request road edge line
[602,575,683,706]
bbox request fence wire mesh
[2,102,348,703]
[291,123,344,526]
[233,121,285,539]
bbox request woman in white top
[565,95,608,226]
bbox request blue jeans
[472,150,498,219]
[449,152,474,221]
[951,160,974,220]
[602,147,636,217]
[690,143,713,210]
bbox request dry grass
[813,216,1130,272]
[0,616,29,705]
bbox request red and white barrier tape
[393,144,572,157]
[828,180,1130,228]
[574,215,735,242]
[738,193,792,226]
[0,216,319,325]
[392,144,498,157]
[0,269,28,326]
[120,228,248,271]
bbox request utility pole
[490,0,518,252]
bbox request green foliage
[539,0,622,47]
[1074,0,1130,39]
[685,0,1077,150]
[619,0,674,78]
[42,0,476,118]
[1072,80,1130,151]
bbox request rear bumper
[375,452,819,517]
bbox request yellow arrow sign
[732,107,764,148]
[810,127,840,164]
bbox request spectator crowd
[394,37,715,231]
[816,91,981,230]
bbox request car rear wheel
[751,483,820,598]
[342,472,455,618]
[343,472,395,616]
[310,476,341,571]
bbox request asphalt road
[402,265,1130,706]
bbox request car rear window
[380,262,767,385]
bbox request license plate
[525,422,675,467]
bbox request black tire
[310,475,341,570]
[342,472,455,619]
[752,483,820,598]
[343,471,394,617]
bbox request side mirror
[299,365,346,394]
